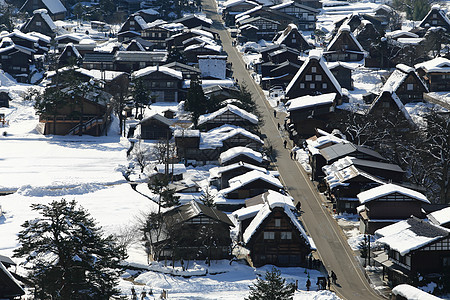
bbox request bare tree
[131,140,151,173]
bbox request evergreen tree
[130,77,150,119]
[246,267,296,300]
[34,87,67,135]
[185,75,207,126]
[13,199,127,300]
[167,47,187,64]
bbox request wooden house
[0,256,25,299]
[419,4,450,32]
[184,43,222,64]
[173,14,213,29]
[380,64,428,104]
[58,43,82,67]
[137,114,174,140]
[222,0,260,26]
[236,6,298,31]
[357,184,429,234]
[333,14,363,34]
[20,9,57,37]
[117,31,141,43]
[136,8,160,23]
[285,50,342,99]
[0,91,11,108]
[261,60,302,90]
[219,146,266,167]
[162,61,201,80]
[286,93,337,138]
[114,51,167,73]
[210,161,268,189]
[268,47,301,64]
[141,21,185,49]
[272,24,311,52]
[259,44,284,62]
[271,1,319,31]
[166,29,215,49]
[415,57,450,92]
[428,207,450,229]
[125,40,146,51]
[374,217,450,287]
[324,25,365,62]
[219,170,283,199]
[292,0,321,9]
[197,104,258,131]
[241,194,311,267]
[237,16,280,41]
[36,88,112,136]
[327,62,353,90]
[6,30,39,53]
[175,125,264,164]
[313,142,386,181]
[366,90,415,127]
[0,38,34,82]
[118,14,149,37]
[203,85,241,102]
[20,0,66,20]
[132,66,182,102]
[354,20,381,56]
[157,200,233,261]
[82,52,115,71]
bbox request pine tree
[130,77,150,119]
[13,199,127,300]
[246,267,296,300]
[185,75,207,126]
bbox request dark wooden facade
[382,66,428,104]
[419,5,450,32]
[174,15,212,29]
[214,163,267,189]
[197,106,258,131]
[238,17,281,41]
[272,2,318,31]
[20,0,66,20]
[20,11,56,37]
[138,114,173,140]
[329,62,353,90]
[415,57,450,92]
[132,66,182,102]
[245,206,311,267]
[0,91,11,108]
[325,26,365,62]
[162,62,201,80]
[223,177,281,199]
[0,44,34,81]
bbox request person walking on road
[284,140,287,148]
[306,279,311,291]
[331,271,337,284]
[290,151,293,159]
[273,110,277,118]
[327,274,331,289]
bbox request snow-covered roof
[375,217,450,255]
[392,284,442,300]
[223,0,258,9]
[199,124,263,150]
[233,204,263,221]
[324,165,385,189]
[286,49,342,96]
[160,22,186,32]
[219,146,263,164]
[382,67,413,93]
[139,8,159,15]
[428,207,450,226]
[420,5,450,28]
[132,66,182,80]
[55,33,88,43]
[397,38,424,45]
[235,5,262,20]
[327,24,364,53]
[210,161,267,179]
[357,183,429,204]
[385,30,418,39]
[183,79,235,89]
[190,28,214,40]
[174,129,200,137]
[62,42,82,58]
[28,31,51,43]
[42,0,67,14]
[415,57,450,73]
[273,23,308,46]
[182,35,217,46]
[305,129,348,155]
[8,29,39,42]
[33,9,57,30]
[220,170,282,197]
[286,93,336,112]
[326,61,355,70]
[242,196,309,245]
[155,163,186,175]
[134,15,149,30]
[198,104,258,126]
[139,113,175,127]
[184,42,222,53]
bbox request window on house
[315,74,322,81]
[382,102,390,108]
[350,54,357,60]
[322,83,327,89]
[311,66,316,73]
[302,13,308,18]
[407,83,414,90]
[432,20,438,25]
[300,83,305,88]
[305,74,312,81]
[130,21,135,25]
[281,232,292,239]
[405,255,411,266]
[36,21,41,26]
[264,232,275,239]
[167,81,175,88]
[292,39,296,43]
[275,219,281,227]
[1,55,8,59]
[67,52,71,56]
[433,13,437,18]
[310,83,315,89]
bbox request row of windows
[299,83,328,89]
[305,74,322,81]
[263,231,292,240]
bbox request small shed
[138,114,174,140]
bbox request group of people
[305,271,337,291]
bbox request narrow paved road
[200,2,382,300]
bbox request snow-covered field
[0,78,341,298]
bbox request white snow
[286,93,336,112]
[199,124,263,150]
[41,0,67,14]
[392,284,442,300]
[219,146,263,164]
[357,183,430,204]
[220,170,282,198]
[132,66,183,80]
[415,57,450,73]
[198,104,258,126]
[428,207,450,227]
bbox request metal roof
[320,143,385,162]
[164,200,234,226]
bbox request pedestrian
[277,123,280,130]
[327,274,331,289]
[290,151,293,159]
[331,271,337,284]
[306,279,311,291]
[284,140,287,148]
[273,110,277,118]
[293,151,297,160]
